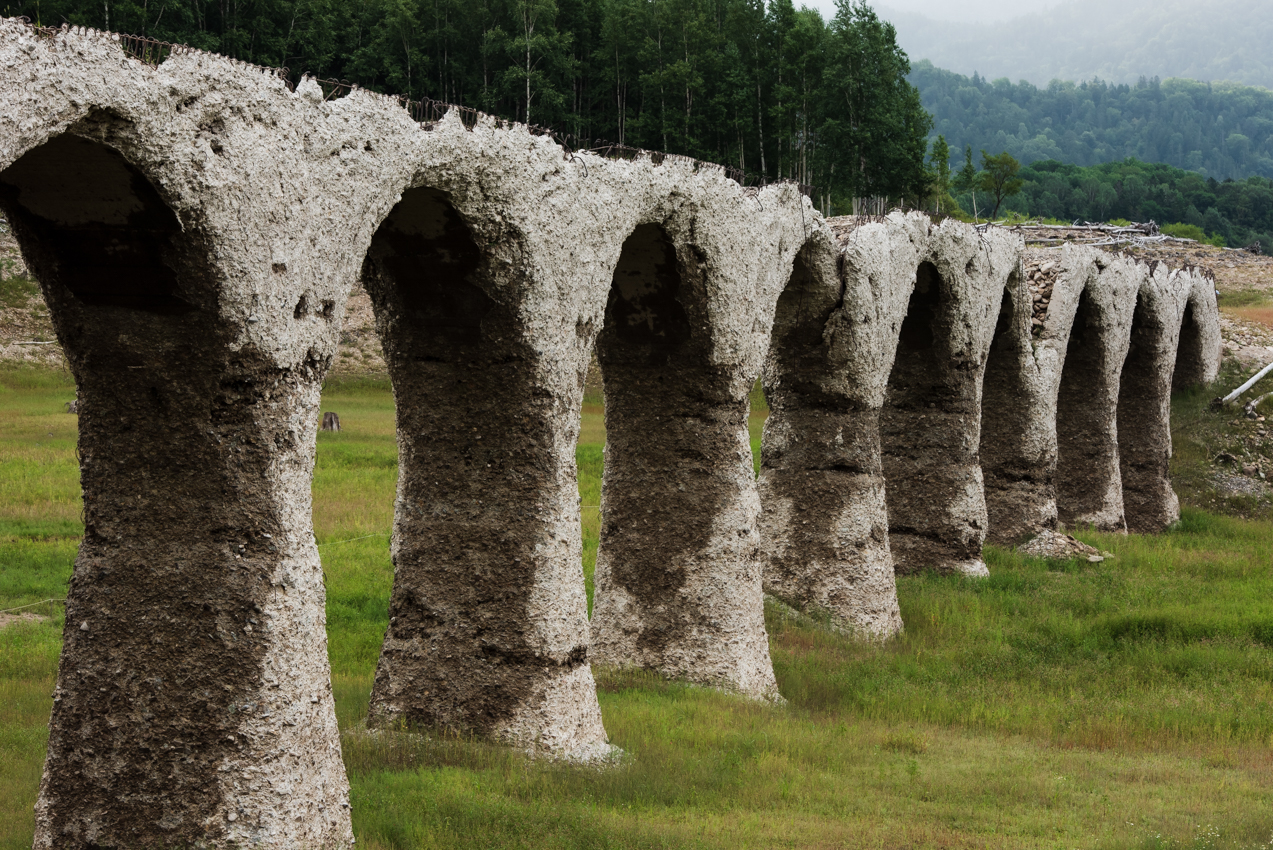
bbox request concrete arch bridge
[0,19,1220,849]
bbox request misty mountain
[879,0,1273,90]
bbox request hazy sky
[800,0,1067,23]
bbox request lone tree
[952,144,980,218]
[927,134,953,213]
[975,150,1024,219]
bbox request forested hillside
[915,63,1273,181]
[883,0,1273,90]
[3,0,932,203]
[981,158,1273,252]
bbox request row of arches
[0,69,813,841]
[759,219,1220,639]
[0,28,1219,844]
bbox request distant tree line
[6,0,934,209]
[913,60,1273,182]
[972,157,1273,252]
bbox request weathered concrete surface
[0,15,1229,845]
[589,186,810,699]
[358,175,614,757]
[760,212,1022,607]
[1031,246,1139,531]
[0,21,364,848]
[868,215,1021,576]
[757,220,903,635]
[1012,247,1220,539]
[1173,271,1223,391]
[978,256,1056,547]
[359,124,808,730]
[1117,263,1219,532]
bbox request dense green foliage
[5,0,932,203]
[913,61,1273,181]
[887,0,1273,91]
[974,157,1273,251]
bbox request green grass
[1217,289,1272,311]
[2,369,1273,849]
[1170,360,1273,519]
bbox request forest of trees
[968,157,1273,252]
[914,61,1273,181]
[4,0,933,206]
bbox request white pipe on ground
[1222,360,1273,405]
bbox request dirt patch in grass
[0,612,46,630]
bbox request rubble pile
[1016,529,1111,562]
[1024,257,1059,333]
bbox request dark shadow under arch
[593,224,711,638]
[1055,287,1124,529]
[363,186,578,735]
[590,221,776,692]
[880,261,985,574]
[0,133,194,313]
[1172,300,1207,390]
[1117,293,1178,532]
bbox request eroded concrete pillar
[978,269,1056,545]
[1172,275,1223,391]
[1116,265,1186,532]
[1040,247,1138,531]
[877,219,1020,575]
[363,185,610,757]
[590,219,780,698]
[1117,265,1218,533]
[757,227,903,637]
[1,130,352,847]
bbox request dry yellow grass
[1231,305,1273,330]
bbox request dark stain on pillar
[364,187,584,733]
[1118,293,1177,532]
[1056,288,1125,529]
[1,134,292,847]
[881,262,984,573]
[759,250,880,610]
[979,279,1053,544]
[595,223,740,656]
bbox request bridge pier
[589,213,782,699]
[757,226,904,636]
[1,128,354,847]
[877,219,1020,576]
[362,183,611,757]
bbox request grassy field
[2,366,1272,849]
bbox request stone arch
[1173,301,1206,389]
[1172,279,1222,390]
[2,129,353,849]
[1055,286,1129,530]
[0,132,199,313]
[880,258,991,576]
[757,233,902,637]
[978,272,1056,544]
[589,219,779,698]
[1116,274,1181,533]
[362,185,609,756]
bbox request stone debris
[1023,257,1059,332]
[1016,529,1110,562]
